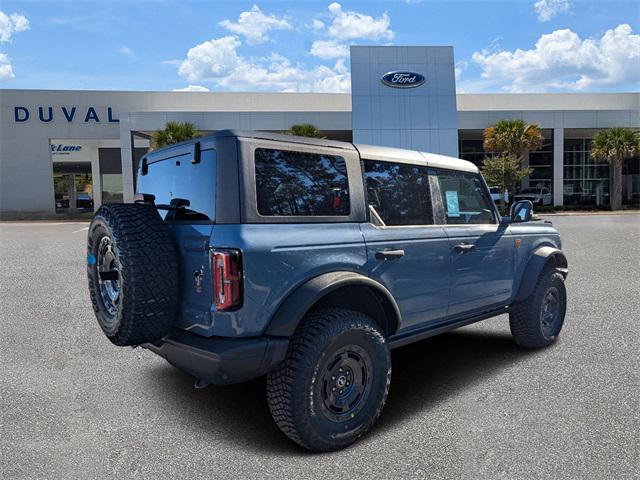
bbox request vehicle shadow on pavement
[145,324,538,455]
[376,326,536,433]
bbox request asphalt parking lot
[1,214,638,479]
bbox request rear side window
[433,169,495,224]
[363,160,433,225]
[136,148,216,222]
[255,148,350,217]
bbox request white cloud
[325,3,393,41]
[308,3,393,59]
[533,0,570,22]
[219,5,291,45]
[454,60,468,81]
[173,85,210,92]
[177,35,350,92]
[178,36,243,82]
[0,52,14,80]
[0,11,29,43]
[118,46,134,56]
[310,39,349,59]
[471,24,640,92]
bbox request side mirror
[510,200,533,223]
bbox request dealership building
[1,46,638,217]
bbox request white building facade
[1,46,638,217]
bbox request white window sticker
[445,190,460,217]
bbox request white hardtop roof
[354,143,478,173]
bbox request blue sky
[0,0,638,93]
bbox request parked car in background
[489,187,509,204]
[76,193,94,210]
[514,187,552,206]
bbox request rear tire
[509,267,567,348]
[87,203,179,346]
[266,308,391,452]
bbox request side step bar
[388,307,509,349]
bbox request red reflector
[211,249,242,310]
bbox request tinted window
[435,169,495,224]
[255,148,350,216]
[136,149,216,222]
[364,160,433,225]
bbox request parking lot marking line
[73,227,90,233]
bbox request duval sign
[381,71,425,88]
[13,106,119,123]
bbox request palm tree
[286,124,326,139]
[152,121,201,149]
[482,119,544,206]
[590,127,640,210]
[483,119,544,160]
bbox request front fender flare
[264,271,402,337]
[514,246,568,302]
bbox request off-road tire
[87,203,179,346]
[509,267,567,348]
[267,308,391,452]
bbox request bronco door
[430,168,515,318]
[360,159,450,331]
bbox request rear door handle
[375,249,405,260]
[454,243,475,253]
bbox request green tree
[483,119,544,159]
[590,127,640,210]
[482,119,544,206]
[286,124,326,139]
[151,121,201,149]
[481,155,533,210]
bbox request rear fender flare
[264,271,401,337]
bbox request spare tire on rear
[87,203,179,346]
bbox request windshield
[520,188,539,194]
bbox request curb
[538,211,640,216]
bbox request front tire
[266,308,391,452]
[509,267,567,348]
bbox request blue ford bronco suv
[87,130,568,451]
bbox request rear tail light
[211,249,243,311]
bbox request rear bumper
[142,330,289,385]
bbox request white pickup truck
[514,187,552,206]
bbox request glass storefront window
[98,148,124,204]
[563,137,610,206]
[622,155,640,207]
[101,174,123,203]
[459,129,554,192]
[53,162,94,212]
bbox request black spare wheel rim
[96,236,121,318]
[320,344,373,423]
[540,286,560,338]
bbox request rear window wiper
[156,198,191,211]
[135,194,191,211]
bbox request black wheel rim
[97,236,121,317]
[319,345,372,423]
[540,286,560,338]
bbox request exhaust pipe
[194,378,210,390]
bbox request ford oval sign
[381,71,425,88]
